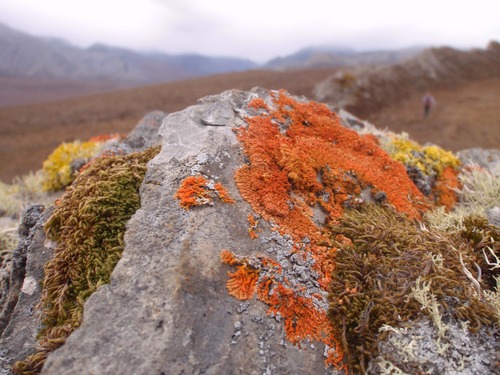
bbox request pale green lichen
[0,181,21,217]
[425,166,500,232]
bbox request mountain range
[0,22,257,84]
[0,22,427,85]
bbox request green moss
[327,205,498,373]
[13,146,160,374]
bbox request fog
[0,0,499,62]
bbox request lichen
[220,90,497,373]
[41,134,121,192]
[12,145,160,374]
[0,181,20,217]
[222,91,442,371]
[382,135,461,209]
[175,175,235,210]
[235,90,430,228]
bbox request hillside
[264,45,424,70]
[314,42,500,118]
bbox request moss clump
[13,146,160,374]
[327,205,498,373]
[460,215,500,291]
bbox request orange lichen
[226,267,259,300]
[248,97,269,110]
[434,165,460,211]
[221,249,259,300]
[223,91,434,372]
[214,182,236,204]
[235,90,430,234]
[175,175,212,209]
[247,214,259,239]
[175,176,235,210]
[220,249,238,266]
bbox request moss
[326,205,498,373]
[13,146,160,374]
[460,215,500,291]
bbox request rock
[41,89,334,375]
[0,205,51,373]
[107,110,167,154]
[458,148,500,176]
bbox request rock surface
[40,89,335,375]
[0,205,51,374]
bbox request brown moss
[13,146,160,374]
[327,205,499,373]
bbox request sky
[0,0,499,63]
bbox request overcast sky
[0,0,499,62]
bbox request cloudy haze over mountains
[0,0,498,62]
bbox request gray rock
[458,148,500,176]
[2,89,498,375]
[41,89,335,375]
[376,318,499,375]
[0,205,51,373]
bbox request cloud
[0,0,498,61]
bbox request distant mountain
[0,22,257,84]
[264,45,425,70]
